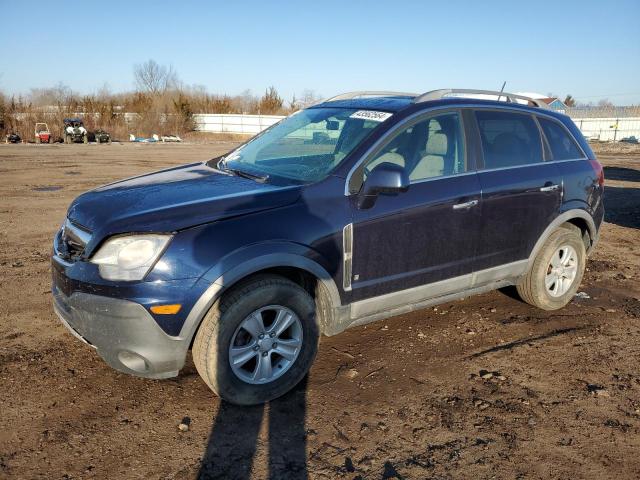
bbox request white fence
[570,117,640,142]
[193,113,640,142]
[193,114,284,135]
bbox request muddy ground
[0,142,639,480]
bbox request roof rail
[325,91,418,102]
[414,89,549,109]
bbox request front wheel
[517,224,586,310]
[192,275,319,405]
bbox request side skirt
[326,260,527,335]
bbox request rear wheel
[192,275,319,405]
[517,224,586,310]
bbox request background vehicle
[52,89,604,405]
[63,118,88,144]
[34,123,52,143]
[5,132,21,143]
[93,129,111,144]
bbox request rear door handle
[452,199,478,210]
[540,184,560,192]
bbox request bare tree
[133,60,179,95]
[300,89,322,107]
[597,98,614,108]
[30,82,74,107]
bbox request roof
[315,89,554,113]
[312,96,415,112]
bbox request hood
[67,162,301,247]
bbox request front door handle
[540,184,560,192]
[452,199,479,210]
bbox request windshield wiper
[215,156,269,183]
[218,163,268,184]
[228,167,269,183]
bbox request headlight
[91,234,172,281]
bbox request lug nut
[259,334,265,339]
[253,345,259,351]
[272,342,277,349]
[270,332,276,338]
[262,351,268,357]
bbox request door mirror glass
[358,162,409,209]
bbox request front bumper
[52,285,188,379]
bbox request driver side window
[364,112,466,182]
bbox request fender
[178,243,342,343]
[526,209,597,271]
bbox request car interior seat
[410,132,447,180]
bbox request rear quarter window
[475,110,543,169]
[538,117,584,160]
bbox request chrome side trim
[342,223,353,292]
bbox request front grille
[55,219,92,261]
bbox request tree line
[0,60,322,141]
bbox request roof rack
[325,91,418,102]
[414,89,549,109]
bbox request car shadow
[603,166,640,183]
[603,185,640,230]
[198,377,309,480]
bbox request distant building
[540,97,567,112]
[515,93,567,112]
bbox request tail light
[589,159,604,188]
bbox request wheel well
[251,266,319,299]
[563,218,592,252]
[189,267,329,350]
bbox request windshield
[219,107,390,183]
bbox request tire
[517,224,586,310]
[193,274,319,405]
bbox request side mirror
[358,162,409,209]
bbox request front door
[348,110,482,302]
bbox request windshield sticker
[349,110,393,122]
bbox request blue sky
[2,0,639,104]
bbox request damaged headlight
[91,234,172,281]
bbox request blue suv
[52,89,604,404]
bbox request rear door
[471,108,563,270]
[348,110,482,301]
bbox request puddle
[32,186,63,192]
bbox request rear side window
[538,117,583,160]
[475,110,543,169]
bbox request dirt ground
[1,141,639,480]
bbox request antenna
[497,81,506,102]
